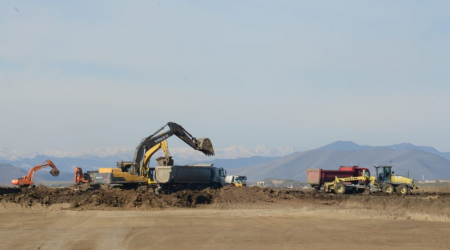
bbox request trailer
[154,164,227,193]
[306,166,371,192]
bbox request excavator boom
[132,122,215,170]
[12,160,60,187]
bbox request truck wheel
[396,185,408,195]
[382,184,394,194]
[334,183,346,194]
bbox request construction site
[1,122,450,249]
[2,1,450,249]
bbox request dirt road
[1,207,450,250]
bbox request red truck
[306,166,370,191]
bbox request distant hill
[194,156,280,169]
[317,141,450,161]
[0,145,300,171]
[0,163,49,185]
[233,148,450,181]
[2,141,450,183]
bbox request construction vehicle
[74,167,91,185]
[307,165,417,194]
[373,165,417,194]
[11,160,60,188]
[307,166,371,191]
[154,164,227,193]
[322,171,372,194]
[90,122,215,190]
[225,175,247,187]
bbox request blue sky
[1,0,450,152]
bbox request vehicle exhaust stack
[197,138,215,156]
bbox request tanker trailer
[154,164,227,193]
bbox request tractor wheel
[334,183,347,194]
[396,185,408,195]
[382,184,394,194]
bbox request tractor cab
[374,165,392,183]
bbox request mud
[1,185,450,218]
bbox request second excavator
[87,122,215,190]
[12,160,60,188]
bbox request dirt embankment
[1,185,450,220]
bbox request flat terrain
[1,185,450,250]
[1,207,450,250]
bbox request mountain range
[1,141,450,184]
[0,145,299,183]
[231,141,450,181]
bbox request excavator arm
[132,122,214,172]
[12,160,60,187]
[140,140,173,184]
[26,160,60,181]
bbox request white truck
[225,175,247,187]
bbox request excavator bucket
[197,138,215,156]
[50,169,60,177]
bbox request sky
[1,0,450,153]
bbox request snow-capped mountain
[0,148,21,161]
[0,145,302,165]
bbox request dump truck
[154,164,227,193]
[307,165,417,194]
[225,175,247,187]
[306,166,370,191]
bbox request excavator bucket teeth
[197,138,215,156]
[50,169,60,177]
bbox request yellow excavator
[324,166,417,195]
[89,122,214,189]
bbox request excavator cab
[117,161,136,173]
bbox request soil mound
[1,185,450,219]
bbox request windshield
[236,176,247,184]
[219,169,226,177]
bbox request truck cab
[225,175,247,187]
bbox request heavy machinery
[11,160,60,188]
[373,165,417,194]
[225,175,247,187]
[307,166,371,191]
[154,164,227,193]
[323,171,372,194]
[90,122,215,190]
[307,165,417,194]
[74,167,91,185]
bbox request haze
[1,1,449,153]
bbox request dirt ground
[1,186,450,250]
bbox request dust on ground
[1,186,450,250]
[1,185,450,222]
